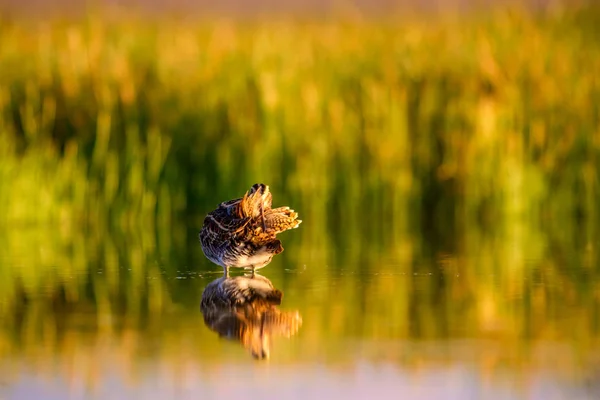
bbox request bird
[200,273,302,360]
[199,183,302,275]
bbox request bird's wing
[204,211,251,239]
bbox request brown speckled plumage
[199,183,301,273]
[200,273,302,360]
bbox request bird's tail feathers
[264,207,302,234]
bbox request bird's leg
[250,265,256,278]
[224,266,230,278]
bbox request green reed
[0,7,598,234]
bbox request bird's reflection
[200,273,302,360]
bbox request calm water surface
[1,221,599,400]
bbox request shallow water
[0,220,599,400]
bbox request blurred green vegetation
[0,6,599,233]
[1,2,600,390]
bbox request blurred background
[1,0,599,399]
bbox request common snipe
[199,183,301,274]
